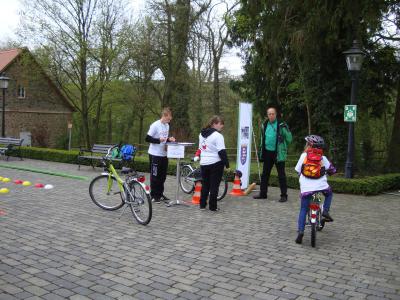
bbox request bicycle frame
[103,163,124,192]
[101,148,149,196]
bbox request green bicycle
[89,145,152,225]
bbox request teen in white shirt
[145,108,175,203]
[198,116,229,212]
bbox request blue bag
[120,144,136,161]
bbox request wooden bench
[77,144,122,169]
[0,137,24,161]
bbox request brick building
[0,48,75,147]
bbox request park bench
[77,144,122,170]
[0,137,24,161]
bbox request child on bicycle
[294,135,336,244]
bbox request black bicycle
[178,161,228,201]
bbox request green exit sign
[344,105,357,122]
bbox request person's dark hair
[205,115,224,128]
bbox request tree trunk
[306,102,311,134]
[386,76,400,172]
[213,58,220,114]
[138,115,144,153]
[124,106,135,143]
[93,91,104,143]
[106,106,112,143]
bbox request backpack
[120,144,136,161]
[301,148,326,179]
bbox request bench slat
[77,144,122,169]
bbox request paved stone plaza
[0,159,399,300]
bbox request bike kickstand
[118,204,129,219]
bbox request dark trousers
[149,154,168,199]
[260,150,287,197]
[200,161,224,211]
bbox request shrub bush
[17,146,400,195]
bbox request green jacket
[258,119,292,162]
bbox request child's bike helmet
[305,135,325,149]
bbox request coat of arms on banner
[241,126,249,140]
[241,144,247,165]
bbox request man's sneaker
[253,194,267,199]
[279,195,288,202]
[152,198,161,203]
[160,194,170,202]
[295,232,304,244]
[322,211,334,222]
[210,208,220,212]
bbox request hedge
[16,146,400,196]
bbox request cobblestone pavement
[0,158,399,300]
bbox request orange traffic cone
[230,174,244,196]
[192,181,202,204]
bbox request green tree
[20,0,129,148]
[230,0,395,167]
[150,0,210,139]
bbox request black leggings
[200,161,224,211]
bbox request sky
[0,0,244,76]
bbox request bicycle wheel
[311,223,317,247]
[217,176,228,201]
[179,165,195,194]
[89,175,124,211]
[128,181,152,225]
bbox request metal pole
[68,127,72,151]
[2,88,5,137]
[345,72,358,178]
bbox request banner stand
[236,102,253,189]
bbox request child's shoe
[295,232,304,244]
[322,211,334,222]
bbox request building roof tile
[0,48,21,72]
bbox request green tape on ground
[0,164,88,181]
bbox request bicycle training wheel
[89,175,124,210]
[179,165,195,194]
[217,176,228,201]
[318,219,325,231]
[128,181,152,225]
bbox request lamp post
[0,74,10,137]
[343,40,364,178]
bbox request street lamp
[343,40,364,178]
[0,74,10,137]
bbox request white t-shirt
[294,152,331,193]
[199,131,226,166]
[147,120,169,157]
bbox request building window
[18,85,25,98]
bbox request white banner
[236,102,253,188]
